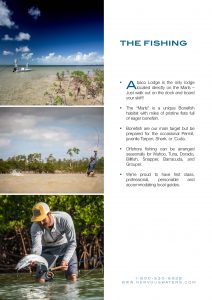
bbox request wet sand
[0,66,103,105]
[0,173,104,193]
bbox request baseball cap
[31,202,50,222]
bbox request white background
[104,0,212,299]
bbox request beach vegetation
[56,71,65,82]
[53,95,64,105]
[43,69,104,105]
[0,153,104,174]
[67,147,80,158]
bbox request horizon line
[0,64,104,67]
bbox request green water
[0,270,103,300]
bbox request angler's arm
[62,215,77,262]
[30,224,43,255]
[93,150,98,169]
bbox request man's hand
[60,260,68,270]
[29,261,36,268]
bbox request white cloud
[16,46,30,53]
[21,52,33,60]
[15,126,71,145]
[0,114,71,143]
[28,7,41,19]
[0,110,104,159]
[47,52,55,58]
[0,0,15,28]
[3,50,13,55]
[2,34,13,41]
[0,115,36,138]
[30,128,71,142]
[2,32,31,41]
[0,138,11,147]
[15,32,31,41]
[36,51,104,65]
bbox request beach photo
[0,0,103,105]
[0,107,104,193]
[0,195,104,299]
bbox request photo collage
[0,0,104,298]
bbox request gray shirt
[31,211,77,262]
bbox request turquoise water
[0,270,104,300]
[0,65,103,105]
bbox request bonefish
[15,254,48,271]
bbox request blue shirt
[87,151,97,172]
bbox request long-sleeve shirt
[87,151,97,172]
[31,211,76,262]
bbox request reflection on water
[0,270,103,300]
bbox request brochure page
[105,0,212,299]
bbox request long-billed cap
[31,202,50,222]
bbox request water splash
[10,170,24,176]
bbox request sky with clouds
[0,0,103,65]
[0,107,104,160]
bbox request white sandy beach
[0,173,104,193]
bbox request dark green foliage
[67,147,80,157]
[0,195,104,271]
[0,195,104,236]
[0,153,104,174]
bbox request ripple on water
[0,270,104,300]
[0,66,103,105]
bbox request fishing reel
[45,270,55,281]
[38,269,55,281]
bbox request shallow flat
[0,66,103,105]
[0,173,104,193]
[0,270,104,300]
